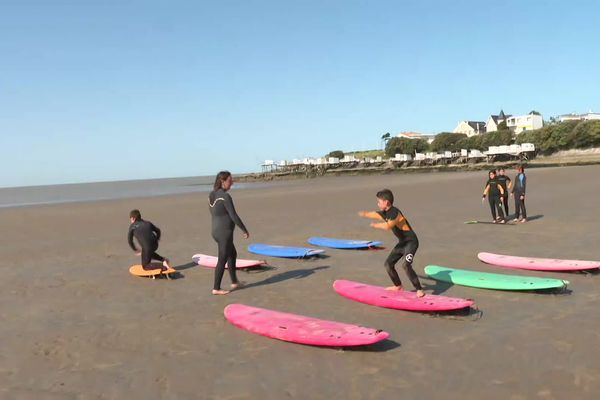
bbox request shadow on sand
[242,266,330,290]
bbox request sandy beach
[1,165,599,400]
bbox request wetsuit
[497,175,511,216]
[128,219,164,269]
[208,189,249,291]
[512,173,527,220]
[483,178,505,221]
[364,207,422,290]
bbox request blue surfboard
[248,244,325,258]
[307,237,383,249]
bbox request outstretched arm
[370,216,401,231]
[358,211,384,220]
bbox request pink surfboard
[224,304,390,347]
[333,280,474,311]
[192,254,267,269]
[478,252,600,271]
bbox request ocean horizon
[0,175,262,208]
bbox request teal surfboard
[424,265,568,291]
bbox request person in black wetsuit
[359,189,424,298]
[497,167,512,217]
[128,209,172,270]
[511,164,527,222]
[208,171,249,295]
[482,170,506,223]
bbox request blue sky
[1,0,599,187]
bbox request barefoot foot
[212,289,230,295]
[416,290,425,298]
[385,286,403,291]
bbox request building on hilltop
[559,111,600,122]
[486,109,512,132]
[453,121,486,137]
[506,113,544,134]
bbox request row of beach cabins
[261,143,536,173]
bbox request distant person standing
[497,168,512,217]
[482,170,506,223]
[512,165,527,223]
[208,171,249,295]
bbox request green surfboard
[424,265,569,291]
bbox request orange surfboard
[129,264,177,279]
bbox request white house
[506,114,544,134]
[559,112,600,122]
[396,131,436,144]
[485,110,512,132]
[453,121,486,137]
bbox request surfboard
[248,244,325,258]
[191,253,267,269]
[425,265,569,290]
[332,280,474,311]
[224,304,389,347]
[307,237,383,249]
[129,264,177,279]
[478,252,600,271]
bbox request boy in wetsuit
[359,189,424,298]
[497,167,512,217]
[127,209,172,270]
[482,170,506,223]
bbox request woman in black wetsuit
[482,170,506,223]
[208,171,249,295]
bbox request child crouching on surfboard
[358,189,425,298]
[127,209,172,271]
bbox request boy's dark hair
[499,167,505,172]
[517,164,525,173]
[489,169,496,175]
[130,209,142,221]
[376,189,394,204]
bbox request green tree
[481,130,514,148]
[456,135,485,151]
[430,132,467,152]
[385,137,429,157]
[326,150,345,159]
[497,121,509,131]
[529,110,542,116]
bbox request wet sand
[1,165,599,399]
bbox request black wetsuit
[497,175,511,216]
[128,219,164,269]
[485,178,505,221]
[512,173,527,219]
[209,189,249,290]
[377,207,422,290]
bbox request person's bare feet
[521,218,527,223]
[231,282,245,290]
[416,290,425,298]
[162,258,173,270]
[212,289,230,295]
[385,286,403,291]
